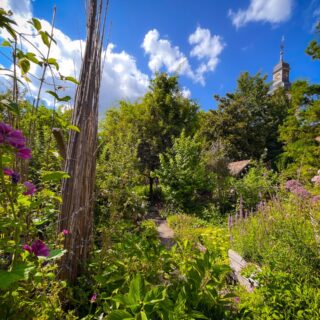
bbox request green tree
[137,73,199,198]
[157,131,213,212]
[278,81,320,180]
[99,73,199,205]
[200,72,290,162]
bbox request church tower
[271,37,291,92]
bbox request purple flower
[285,180,302,192]
[6,130,26,148]
[23,244,32,253]
[3,168,13,176]
[285,179,310,199]
[23,241,49,257]
[62,229,70,236]
[0,122,12,144]
[3,168,20,184]
[31,240,50,257]
[90,293,97,303]
[23,181,36,195]
[16,147,31,159]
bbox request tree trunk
[58,0,106,283]
[149,176,154,202]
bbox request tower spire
[280,36,285,62]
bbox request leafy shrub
[157,132,214,213]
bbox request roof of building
[228,160,251,176]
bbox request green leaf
[128,274,143,304]
[41,170,70,182]
[46,90,71,102]
[47,57,59,70]
[0,263,34,290]
[18,58,30,75]
[0,99,19,115]
[48,249,66,260]
[40,31,50,47]
[140,312,148,320]
[31,18,42,31]
[65,76,79,85]
[1,40,11,47]
[67,124,80,132]
[26,52,40,64]
[107,310,134,320]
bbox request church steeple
[271,37,291,92]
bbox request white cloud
[142,28,225,85]
[189,27,225,83]
[142,29,194,79]
[229,0,293,28]
[0,0,149,112]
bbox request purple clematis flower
[6,129,26,148]
[23,240,50,257]
[3,168,20,184]
[16,147,32,159]
[23,181,36,195]
[0,122,12,144]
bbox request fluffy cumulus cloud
[142,29,194,79]
[0,0,149,112]
[142,27,225,85]
[189,27,225,84]
[229,0,293,28]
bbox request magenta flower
[6,130,26,148]
[90,293,97,303]
[23,244,32,253]
[62,229,70,235]
[3,168,13,176]
[23,240,50,257]
[23,181,36,195]
[16,147,32,159]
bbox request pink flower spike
[31,240,50,257]
[23,181,37,195]
[16,147,32,159]
[3,168,14,176]
[62,229,70,235]
[90,293,97,303]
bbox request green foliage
[157,132,213,213]
[278,80,320,181]
[77,218,234,319]
[234,163,278,210]
[232,197,320,318]
[200,72,290,162]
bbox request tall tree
[99,73,199,202]
[200,72,289,162]
[278,81,320,180]
[58,0,106,282]
[137,73,199,198]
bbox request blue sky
[1,0,320,112]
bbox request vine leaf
[46,90,71,102]
[31,18,42,31]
